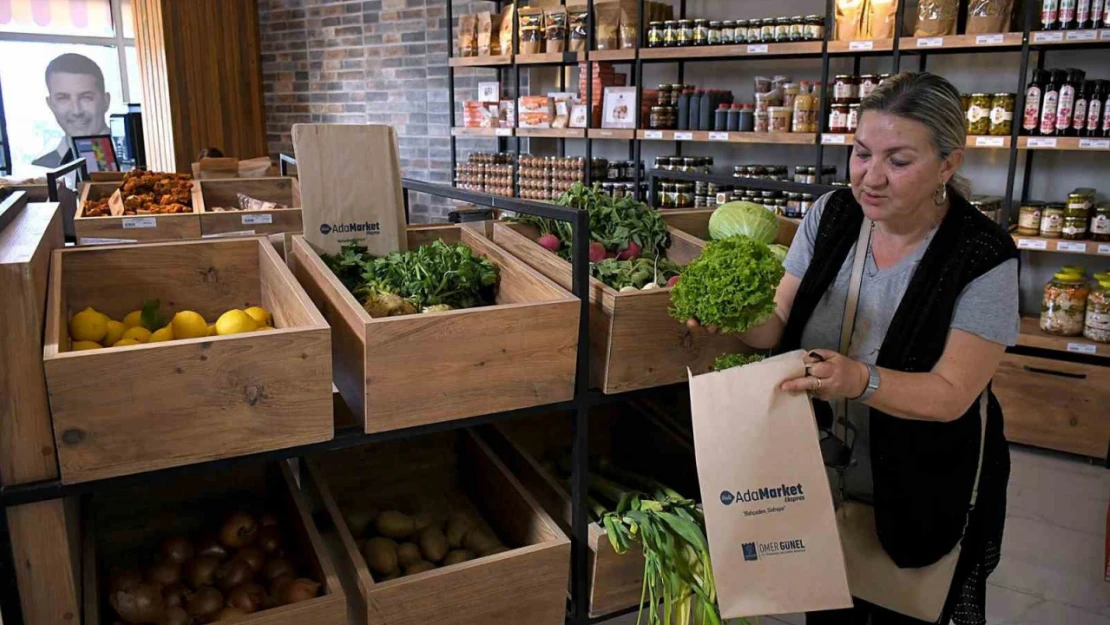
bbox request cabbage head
[768,243,789,264]
[708,201,779,244]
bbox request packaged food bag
[688,351,852,618]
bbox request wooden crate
[994,353,1110,459]
[659,208,800,246]
[288,225,579,434]
[197,177,304,238]
[492,222,747,393]
[84,462,345,625]
[42,237,334,483]
[479,404,699,619]
[302,429,570,625]
[75,180,201,244]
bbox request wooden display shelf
[639,40,822,60]
[1017,316,1109,358]
[1017,136,1110,150]
[823,133,1012,149]
[516,127,586,138]
[76,181,202,245]
[196,177,303,238]
[828,38,894,54]
[898,32,1024,51]
[636,129,817,144]
[588,128,636,140]
[516,51,584,65]
[449,55,513,67]
[1030,28,1110,46]
[1011,233,1110,256]
[589,48,636,62]
[821,133,854,146]
[452,127,514,137]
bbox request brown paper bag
[477,11,493,56]
[291,124,407,257]
[835,0,868,41]
[966,0,1013,33]
[459,14,477,57]
[688,351,852,619]
[869,0,898,39]
[915,0,958,36]
[499,4,516,55]
[191,157,239,180]
[567,2,589,52]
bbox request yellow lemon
[216,309,258,336]
[122,310,143,328]
[149,326,174,342]
[171,311,208,339]
[72,340,103,351]
[121,326,152,343]
[243,306,272,327]
[70,307,108,342]
[207,323,217,336]
[113,338,141,347]
[103,320,126,346]
[255,325,275,332]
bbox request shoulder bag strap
[836,218,873,427]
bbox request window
[0,0,136,174]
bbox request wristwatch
[853,363,881,402]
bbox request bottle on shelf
[1103,0,1110,28]
[699,90,715,132]
[1056,69,1084,135]
[1060,0,1078,29]
[1085,80,1105,137]
[715,104,729,132]
[1039,70,1064,136]
[1077,0,1094,28]
[1042,0,1061,30]
[1023,69,1046,136]
[689,90,703,132]
[727,103,741,132]
[677,88,691,130]
[1095,0,1108,28]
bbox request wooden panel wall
[132,0,266,173]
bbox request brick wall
[259,0,508,221]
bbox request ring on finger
[812,377,822,391]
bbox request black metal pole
[892,0,907,71]
[568,203,591,625]
[585,0,595,186]
[447,0,457,187]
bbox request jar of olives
[966,93,992,135]
[989,93,1015,136]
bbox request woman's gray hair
[859,72,972,198]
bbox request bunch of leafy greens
[669,236,785,334]
[712,352,766,372]
[707,201,779,244]
[591,257,681,291]
[322,241,499,315]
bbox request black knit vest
[781,189,1019,567]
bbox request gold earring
[933,183,948,205]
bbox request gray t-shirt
[783,193,1019,501]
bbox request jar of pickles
[659,182,676,208]
[1085,280,1110,343]
[678,20,694,46]
[648,22,663,47]
[967,93,992,135]
[663,21,679,46]
[694,19,710,46]
[988,93,1014,136]
[1041,271,1090,337]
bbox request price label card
[1067,343,1098,354]
[1057,241,1088,253]
[976,34,1005,45]
[849,40,874,50]
[596,130,615,137]
[975,136,1006,147]
[1079,138,1110,149]
[821,134,847,144]
[1066,30,1097,41]
[202,230,255,239]
[242,213,274,225]
[643,130,664,139]
[79,237,138,245]
[747,44,769,54]
[495,128,513,136]
[122,217,157,229]
[1027,137,1057,148]
[674,132,694,141]
[1099,244,1110,255]
[1017,238,1048,250]
[1102,29,1110,40]
[708,132,730,141]
[917,37,944,47]
[1033,31,1064,42]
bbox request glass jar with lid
[789,16,805,41]
[659,182,676,208]
[676,183,694,208]
[678,20,695,46]
[694,19,710,46]
[707,21,722,45]
[833,75,859,104]
[1092,205,1110,241]
[804,15,825,40]
[721,20,735,44]
[1040,203,1066,238]
[647,22,664,47]
[774,17,791,42]
[859,75,880,100]
[760,18,775,43]
[1017,202,1044,236]
[829,104,850,133]
[966,93,992,135]
[734,19,750,43]
[663,21,679,47]
[1085,280,1110,343]
[1041,271,1090,337]
[1063,194,1089,240]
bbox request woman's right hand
[685,318,720,334]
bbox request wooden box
[994,353,1110,459]
[288,225,579,434]
[197,177,304,238]
[75,180,201,244]
[84,462,345,625]
[302,430,570,625]
[42,237,334,483]
[492,222,747,393]
[480,404,699,618]
[659,208,800,246]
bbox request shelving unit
[1017,317,1109,358]
[1012,234,1110,256]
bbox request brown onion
[214,606,248,621]
[215,558,254,591]
[110,582,165,623]
[109,567,143,593]
[184,586,223,620]
[226,582,266,614]
[184,556,221,589]
[160,606,190,625]
[256,526,283,555]
[233,546,266,573]
[263,558,295,581]
[274,577,320,605]
[219,512,259,549]
[160,537,194,564]
[194,536,229,561]
[161,583,191,609]
[259,512,279,528]
[146,560,182,587]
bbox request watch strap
[853,363,881,402]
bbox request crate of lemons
[68,300,276,351]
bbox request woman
[734,73,1018,624]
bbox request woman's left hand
[781,349,868,401]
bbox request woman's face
[849,111,963,223]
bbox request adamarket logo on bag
[720,483,806,517]
[319,221,382,236]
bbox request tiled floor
[606,445,1109,625]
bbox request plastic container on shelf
[1040,271,1090,337]
[1084,280,1110,343]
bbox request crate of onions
[83,462,345,625]
[301,430,570,625]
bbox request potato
[443,549,476,566]
[403,560,437,576]
[418,526,449,563]
[396,543,422,568]
[376,511,415,539]
[380,568,400,581]
[462,528,499,554]
[412,512,435,533]
[445,515,474,549]
[362,537,398,576]
[343,506,377,538]
[481,544,509,557]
